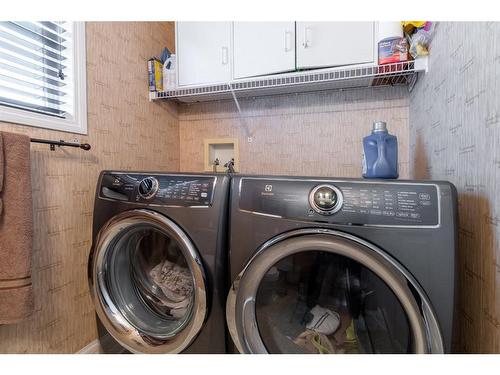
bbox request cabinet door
[177,22,232,86]
[296,22,375,69]
[233,22,295,79]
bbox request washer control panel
[239,178,440,227]
[99,173,215,206]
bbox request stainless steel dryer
[89,171,229,354]
[227,175,458,354]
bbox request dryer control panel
[99,173,216,206]
[239,178,440,227]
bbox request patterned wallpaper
[0,22,179,353]
[409,22,500,353]
[179,86,410,178]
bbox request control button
[138,177,159,200]
[420,200,432,206]
[396,212,410,218]
[410,213,421,219]
[201,192,208,198]
[382,210,395,217]
[419,193,431,200]
[308,184,343,216]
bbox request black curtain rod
[30,138,91,151]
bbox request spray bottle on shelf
[162,54,176,91]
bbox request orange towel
[0,131,34,324]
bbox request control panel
[99,173,215,206]
[239,178,440,227]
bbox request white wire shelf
[150,59,427,103]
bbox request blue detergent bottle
[362,121,399,179]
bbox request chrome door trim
[237,177,441,229]
[227,228,444,354]
[89,209,207,354]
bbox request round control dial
[309,184,343,215]
[138,177,159,199]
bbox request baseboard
[77,334,126,354]
[77,339,102,354]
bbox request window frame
[0,22,87,135]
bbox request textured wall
[409,22,500,353]
[179,86,410,178]
[0,22,179,353]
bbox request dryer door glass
[227,232,436,354]
[255,251,411,354]
[91,210,207,353]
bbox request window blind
[0,21,73,118]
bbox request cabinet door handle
[284,31,292,52]
[303,27,312,48]
[222,46,229,65]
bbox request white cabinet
[233,22,295,79]
[174,22,378,89]
[296,22,375,69]
[176,22,232,86]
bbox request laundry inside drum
[255,251,413,354]
[105,224,195,339]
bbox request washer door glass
[91,209,207,353]
[256,251,411,354]
[107,224,194,337]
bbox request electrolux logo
[261,184,274,196]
